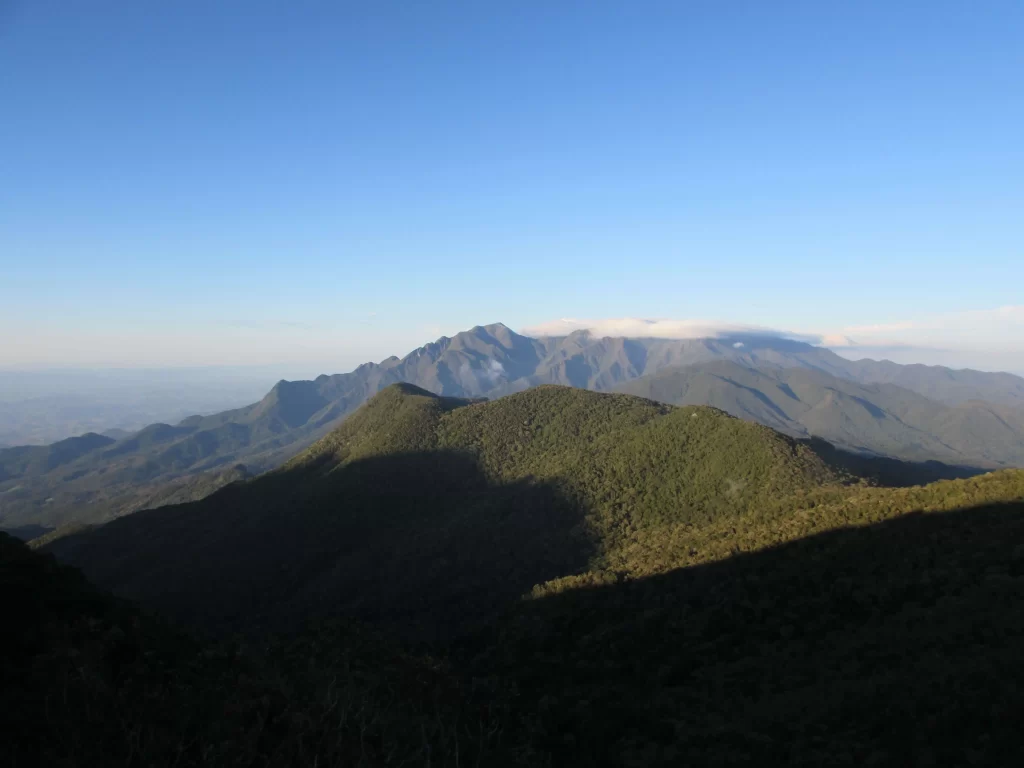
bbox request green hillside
[488,470,1024,766]
[43,385,843,638]
[13,383,1024,765]
[435,386,841,535]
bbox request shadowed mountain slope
[831,357,1024,407]
[1,531,516,767]
[13,479,1024,765]
[0,432,114,483]
[484,476,1024,766]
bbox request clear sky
[2,1,1022,373]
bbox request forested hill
[41,384,843,639]
[14,382,1024,765]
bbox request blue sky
[1,1,1022,373]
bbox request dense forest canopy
[7,384,1024,765]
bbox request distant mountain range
[3,322,1023,532]
[617,360,1024,467]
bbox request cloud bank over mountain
[521,318,822,344]
[4,306,1019,376]
[523,305,1024,374]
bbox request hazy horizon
[3,319,1022,448]
[3,317,1022,378]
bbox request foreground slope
[489,469,1024,766]
[14,473,1024,765]
[42,384,842,639]
[1,532,514,767]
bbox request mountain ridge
[616,360,1024,468]
[3,322,1023,531]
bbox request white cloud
[521,317,820,344]
[825,305,1024,372]
[457,358,507,384]
[821,333,856,347]
[827,305,1024,350]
